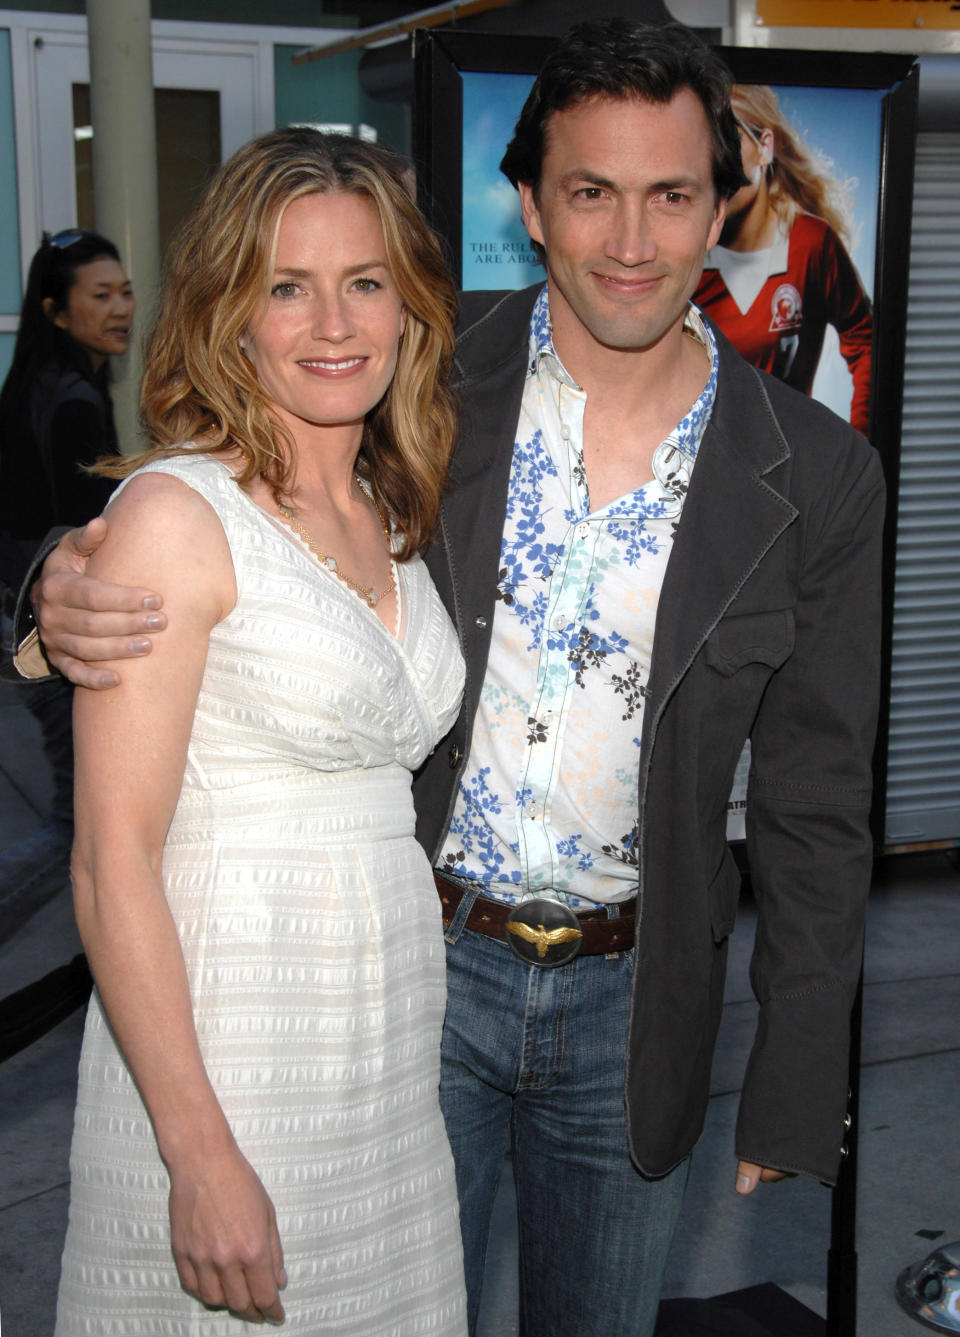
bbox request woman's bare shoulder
[95,469,237,620]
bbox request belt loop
[444,881,480,945]
[604,898,621,959]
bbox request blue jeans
[439,892,690,1337]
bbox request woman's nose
[310,295,353,342]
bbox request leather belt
[435,872,636,961]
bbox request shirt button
[577,522,590,539]
[560,424,571,440]
[475,616,487,628]
[528,801,539,819]
[553,614,566,631]
[448,742,462,768]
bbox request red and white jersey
[695,213,873,435]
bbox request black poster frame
[413,30,919,845]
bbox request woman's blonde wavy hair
[100,128,458,558]
[731,84,851,244]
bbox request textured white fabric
[56,454,467,1336]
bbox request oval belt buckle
[505,898,583,968]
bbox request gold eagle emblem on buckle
[503,897,585,966]
[506,921,583,959]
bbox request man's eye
[577,188,604,200]
[663,192,688,206]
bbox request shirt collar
[527,284,718,462]
[528,285,574,383]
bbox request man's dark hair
[499,19,746,202]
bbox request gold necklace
[277,485,396,608]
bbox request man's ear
[518,182,545,248]
[707,195,727,251]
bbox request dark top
[0,362,118,587]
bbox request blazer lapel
[644,345,799,726]
[425,287,539,721]
[431,296,799,750]
[428,287,538,619]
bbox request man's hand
[32,516,167,688]
[735,1159,791,1194]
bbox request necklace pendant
[276,489,394,611]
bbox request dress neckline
[205,452,406,644]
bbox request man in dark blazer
[19,19,882,1337]
[415,20,881,1336]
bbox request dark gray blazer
[413,284,885,1184]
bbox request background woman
[695,83,873,435]
[0,230,134,574]
[0,231,133,939]
[55,129,466,1334]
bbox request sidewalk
[1,676,958,1336]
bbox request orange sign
[757,0,960,28]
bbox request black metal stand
[827,973,864,1337]
[0,953,92,1063]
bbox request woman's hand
[169,1141,286,1323]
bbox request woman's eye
[272,281,299,298]
[353,277,382,293]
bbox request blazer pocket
[704,608,795,676]
[708,850,743,943]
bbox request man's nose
[605,200,657,267]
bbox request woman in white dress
[56,129,467,1334]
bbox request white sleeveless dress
[55,454,468,1336]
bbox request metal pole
[827,971,863,1336]
[86,0,159,454]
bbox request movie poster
[457,66,889,842]
[460,71,884,434]
[419,33,913,843]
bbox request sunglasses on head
[734,118,764,149]
[46,228,87,250]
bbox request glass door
[32,29,259,247]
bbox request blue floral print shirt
[437,286,718,906]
